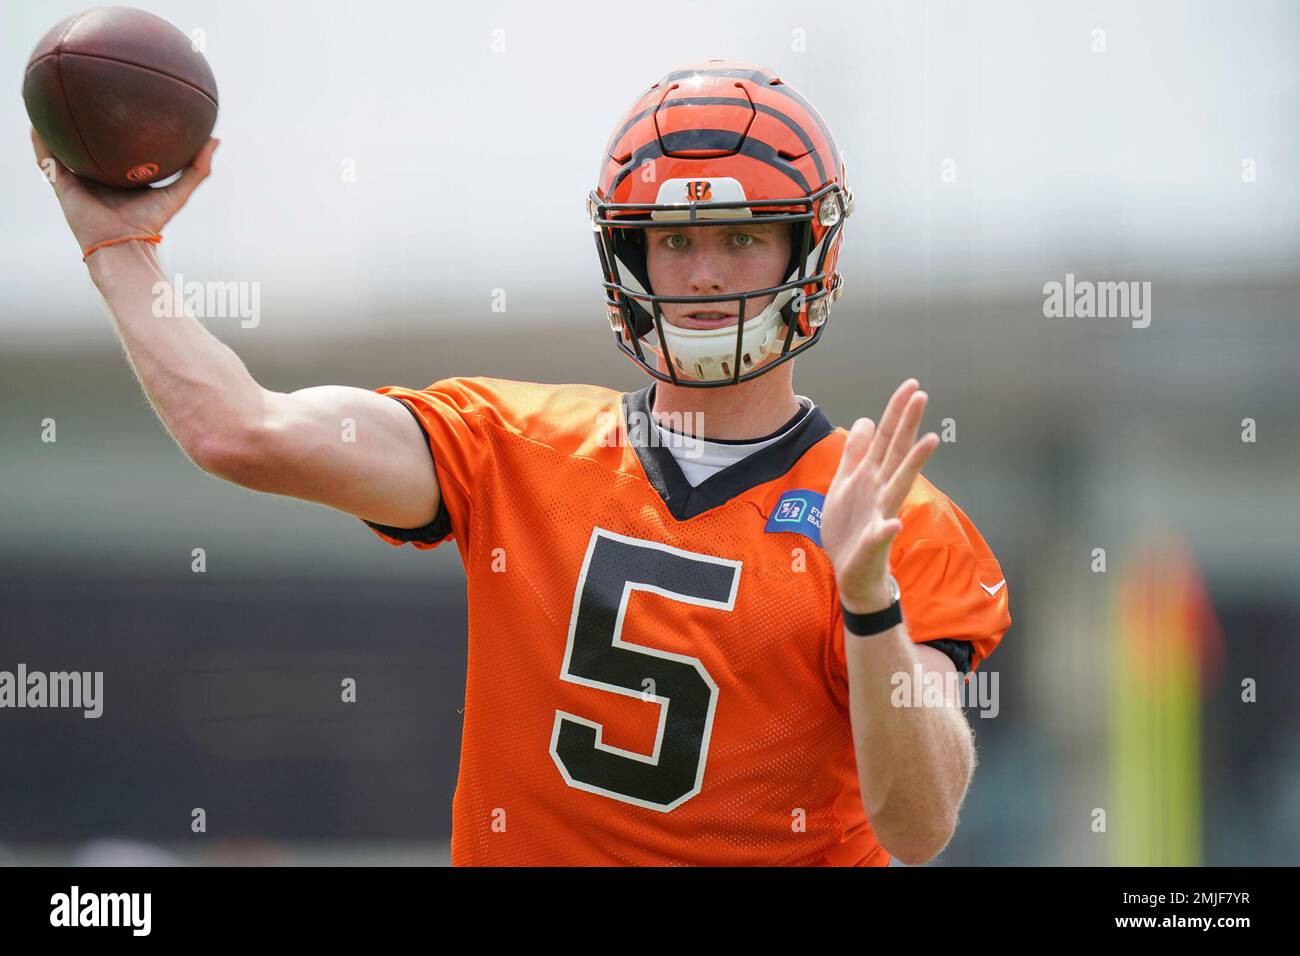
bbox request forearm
[845,625,973,863]
[87,239,264,457]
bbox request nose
[686,249,726,296]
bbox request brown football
[23,6,218,188]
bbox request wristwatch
[841,575,902,637]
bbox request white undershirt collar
[649,396,815,488]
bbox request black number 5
[550,528,741,811]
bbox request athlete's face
[643,222,793,331]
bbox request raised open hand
[821,378,940,613]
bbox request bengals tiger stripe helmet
[590,59,854,387]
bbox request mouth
[677,310,739,329]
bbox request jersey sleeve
[361,377,492,551]
[827,482,1011,694]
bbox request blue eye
[732,233,754,247]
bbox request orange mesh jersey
[365,377,1011,865]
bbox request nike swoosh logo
[981,580,1006,596]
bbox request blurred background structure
[1,0,1297,865]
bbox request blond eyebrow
[656,223,783,240]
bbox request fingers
[878,388,928,478]
[879,431,940,517]
[835,378,936,512]
[30,127,78,200]
[160,136,219,209]
[864,378,918,470]
[31,126,53,169]
[833,416,875,485]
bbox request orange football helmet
[590,60,855,387]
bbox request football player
[33,59,1009,866]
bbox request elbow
[885,836,948,867]
[187,423,269,489]
[873,810,957,866]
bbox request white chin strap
[638,287,801,382]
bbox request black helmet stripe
[652,67,841,181]
[605,96,827,184]
[758,84,841,180]
[610,131,812,196]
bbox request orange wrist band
[82,233,163,262]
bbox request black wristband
[841,600,902,637]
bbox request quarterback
[33,60,1010,866]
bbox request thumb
[160,136,219,210]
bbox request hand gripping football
[23,6,219,188]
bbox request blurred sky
[3,0,1298,341]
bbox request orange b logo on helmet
[686,180,712,201]
[126,162,160,183]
